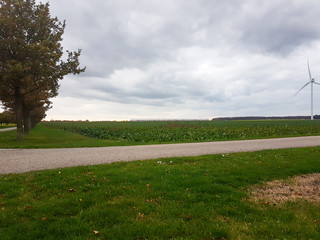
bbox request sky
[4,0,320,121]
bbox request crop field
[2,120,320,148]
[42,120,320,144]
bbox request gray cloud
[32,0,320,120]
[238,0,320,55]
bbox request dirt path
[1,136,320,174]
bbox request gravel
[1,136,320,174]
[0,127,16,132]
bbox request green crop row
[41,120,320,143]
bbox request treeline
[0,111,15,126]
[0,0,84,140]
[212,115,320,121]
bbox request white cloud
[33,0,320,120]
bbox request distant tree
[0,0,85,140]
[23,91,52,134]
[0,110,15,126]
[30,104,49,128]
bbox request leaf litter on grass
[250,173,320,204]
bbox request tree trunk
[27,116,32,131]
[23,107,31,135]
[15,87,24,141]
[31,118,35,129]
[31,117,38,129]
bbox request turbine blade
[307,59,313,81]
[314,81,320,86]
[293,82,311,96]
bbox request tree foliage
[0,0,85,140]
[0,110,15,126]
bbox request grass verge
[0,147,319,239]
[0,125,127,148]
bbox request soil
[250,173,320,203]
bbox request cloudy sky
[37,0,320,120]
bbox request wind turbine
[294,60,320,120]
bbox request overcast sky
[17,1,320,120]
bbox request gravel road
[1,136,320,174]
[0,127,16,132]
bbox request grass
[0,125,127,148]
[1,120,320,148]
[0,147,320,239]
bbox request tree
[0,0,85,140]
[0,110,15,126]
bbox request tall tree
[0,0,85,140]
[0,110,15,126]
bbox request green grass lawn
[1,147,319,239]
[1,120,320,148]
[0,125,127,148]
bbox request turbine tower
[294,60,320,120]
